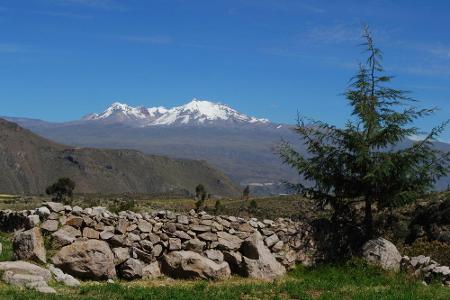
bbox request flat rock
[0,261,52,281]
[183,239,205,253]
[44,202,65,213]
[217,231,243,250]
[162,251,230,280]
[41,220,59,232]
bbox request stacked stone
[401,255,450,285]
[2,202,317,281]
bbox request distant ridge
[0,118,239,196]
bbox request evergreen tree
[279,26,450,240]
[46,177,76,203]
[195,184,207,201]
[243,185,250,200]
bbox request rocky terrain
[0,203,449,294]
[0,202,317,293]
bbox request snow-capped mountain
[82,99,269,127]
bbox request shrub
[399,238,450,266]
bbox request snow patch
[85,98,270,126]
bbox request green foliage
[249,199,258,212]
[108,199,137,214]
[400,238,450,267]
[214,200,223,215]
[2,261,450,299]
[195,184,207,201]
[279,26,450,241]
[45,177,76,204]
[0,232,13,262]
[242,185,250,200]
[195,199,205,212]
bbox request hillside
[0,119,239,196]
[4,99,450,194]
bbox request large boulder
[162,251,230,280]
[52,239,116,280]
[13,227,46,263]
[362,237,402,271]
[239,232,286,280]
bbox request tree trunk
[364,198,373,240]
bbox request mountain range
[0,118,239,196]
[4,99,450,194]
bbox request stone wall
[1,202,318,281]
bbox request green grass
[0,260,449,299]
[0,232,13,262]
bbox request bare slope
[0,119,239,196]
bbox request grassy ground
[0,261,448,299]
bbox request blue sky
[0,0,449,140]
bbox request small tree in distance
[243,185,250,200]
[279,26,450,242]
[46,177,76,203]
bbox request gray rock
[48,264,80,287]
[131,247,154,263]
[65,216,84,228]
[113,247,130,265]
[217,231,243,250]
[27,215,40,227]
[162,251,230,280]
[138,220,152,233]
[362,238,402,272]
[100,230,115,240]
[183,239,205,253]
[411,255,431,268]
[264,234,279,248]
[116,219,129,234]
[190,225,211,232]
[119,258,143,280]
[13,227,47,264]
[0,261,52,281]
[2,271,55,294]
[177,215,189,225]
[44,202,65,213]
[51,229,76,248]
[52,239,116,280]
[240,232,286,280]
[198,232,218,242]
[205,249,224,263]
[83,227,100,239]
[173,230,191,240]
[152,244,163,257]
[41,220,59,232]
[142,261,161,279]
[169,238,182,250]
